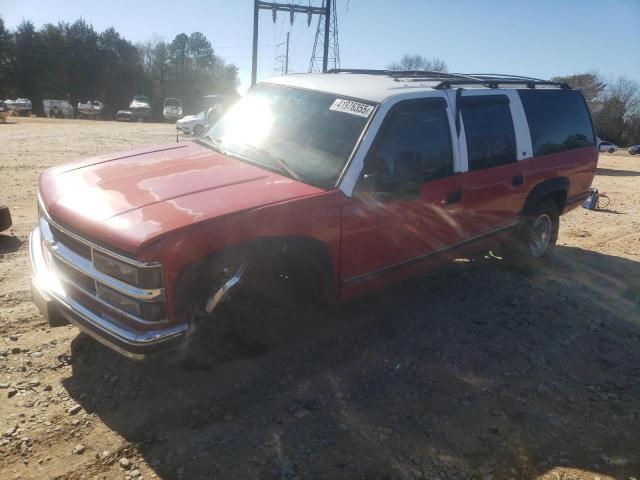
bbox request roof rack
[325,69,571,90]
[463,73,549,81]
[434,78,571,90]
[326,69,473,80]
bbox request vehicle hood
[130,99,150,109]
[39,143,324,253]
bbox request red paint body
[38,142,597,331]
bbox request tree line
[388,55,640,146]
[0,16,239,119]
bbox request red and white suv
[30,70,598,358]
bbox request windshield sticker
[330,99,374,118]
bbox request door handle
[445,190,462,205]
[512,175,524,187]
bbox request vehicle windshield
[134,96,149,103]
[165,98,181,107]
[204,84,375,189]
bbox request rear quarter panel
[520,145,598,210]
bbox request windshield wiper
[249,146,303,182]
[196,135,225,154]
[197,138,304,183]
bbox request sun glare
[221,96,274,148]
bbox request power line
[275,31,290,75]
[251,0,327,86]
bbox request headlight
[97,283,141,316]
[93,251,163,288]
[97,284,167,322]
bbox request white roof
[263,73,442,103]
[262,72,567,103]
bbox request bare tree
[552,72,606,112]
[387,54,447,72]
[593,75,640,144]
[607,75,640,119]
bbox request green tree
[13,20,40,102]
[187,32,214,68]
[0,16,13,98]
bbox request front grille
[39,213,167,325]
[50,224,91,259]
[53,257,97,294]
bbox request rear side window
[373,98,453,182]
[461,96,517,171]
[518,89,595,157]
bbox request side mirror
[374,150,423,200]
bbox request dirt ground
[1,117,639,480]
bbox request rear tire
[193,124,204,136]
[502,199,559,270]
[608,148,614,153]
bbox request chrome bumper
[29,227,188,359]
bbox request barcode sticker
[329,99,374,118]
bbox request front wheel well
[172,236,336,322]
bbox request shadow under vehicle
[60,245,640,479]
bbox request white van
[43,99,74,119]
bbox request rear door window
[518,89,595,157]
[461,95,517,171]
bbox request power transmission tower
[252,1,325,86]
[309,0,339,72]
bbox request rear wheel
[193,124,204,136]
[608,148,614,153]
[502,199,559,269]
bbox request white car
[598,141,617,153]
[5,98,32,111]
[163,98,183,122]
[129,95,151,122]
[176,111,205,135]
[77,100,104,117]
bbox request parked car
[0,205,11,233]
[29,71,598,359]
[5,98,32,116]
[163,98,183,122]
[176,111,205,135]
[5,98,32,111]
[115,110,133,122]
[598,141,617,153]
[129,95,151,122]
[628,145,640,155]
[77,100,104,118]
[43,99,74,119]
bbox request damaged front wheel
[189,273,295,361]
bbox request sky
[2,0,639,93]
